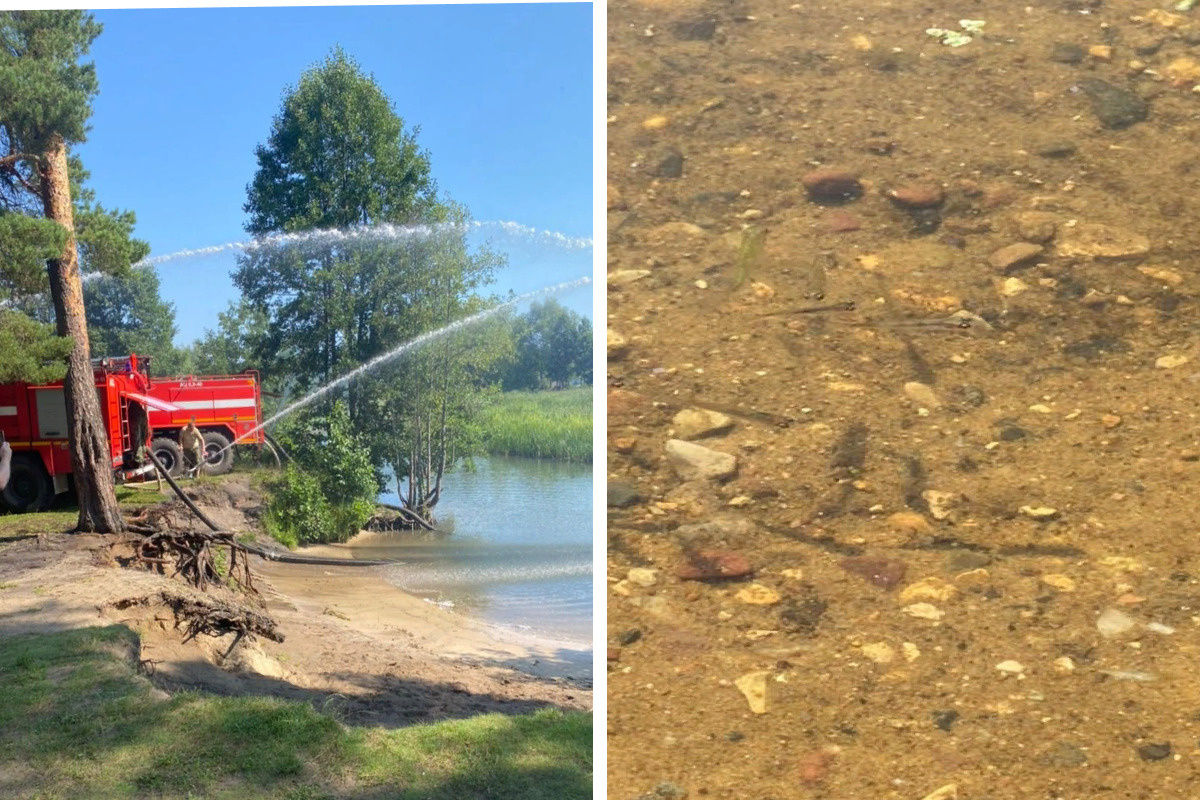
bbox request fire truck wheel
[150,437,184,477]
[2,454,54,513]
[202,432,234,475]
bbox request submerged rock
[1076,78,1149,129]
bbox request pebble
[1137,265,1183,286]
[903,603,945,621]
[607,482,642,508]
[1155,354,1188,369]
[903,381,941,409]
[1000,277,1030,297]
[1040,742,1088,767]
[641,115,670,131]
[734,671,769,714]
[931,709,959,731]
[824,209,863,232]
[1096,607,1137,637]
[888,511,932,535]
[1100,414,1122,429]
[899,577,958,604]
[1165,56,1200,87]
[1041,574,1076,592]
[1049,42,1085,63]
[1014,211,1061,242]
[608,329,630,360]
[1035,141,1077,159]
[995,659,1025,675]
[671,408,734,440]
[664,439,737,481]
[954,568,991,590]
[1019,505,1059,521]
[919,784,958,800]
[781,568,804,580]
[677,549,753,581]
[840,556,907,589]
[1089,44,1113,61]
[902,642,921,661]
[627,568,660,587]
[1055,222,1150,260]
[988,242,1043,270]
[1146,622,1175,635]
[607,647,621,662]
[656,148,684,179]
[608,269,652,287]
[861,642,895,664]
[1076,78,1149,129]
[797,748,839,785]
[735,583,781,605]
[617,628,643,646]
[801,168,863,204]
[922,490,959,521]
[1054,656,1076,673]
[887,183,944,208]
[947,551,991,571]
[1137,743,1172,762]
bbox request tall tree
[0,11,147,531]
[236,48,508,526]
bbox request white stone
[626,568,660,587]
[671,408,734,440]
[664,439,737,481]
[996,660,1025,674]
[735,671,769,714]
[1097,608,1137,637]
[903,603,945,620]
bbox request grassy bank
[0,626,592,799]
[479,388,592,461]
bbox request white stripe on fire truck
[0,406,16,416]
[170,399,256,410]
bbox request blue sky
[75,4,593,345]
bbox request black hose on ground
[146,450,395,568]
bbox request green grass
[479,389,592,462]
[0,626,592,799]
[0,486,166,541]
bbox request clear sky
[75,4,593,345]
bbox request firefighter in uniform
[180,418,205,477]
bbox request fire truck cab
[0,354,166,512]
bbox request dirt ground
[0,476,590,728]
[607,1,1200,798]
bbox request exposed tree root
[113,591,284,645]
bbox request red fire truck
[0,354,177,512]
[146,371,265,477]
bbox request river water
[344,456,592,645]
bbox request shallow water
[348,456,592,645]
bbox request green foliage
[478,389,592,461]
[0,310,71,383]
[83,267,189,373]
[190,299,271,376]
[500,300,592,390]
[267,401,377,545]
[0,625,592,799]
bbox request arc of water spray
[211,275,592,459]
[96,220,592,280]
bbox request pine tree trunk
[38,135,123,533]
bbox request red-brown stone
[839,555,907,589]
[677,549,754,580]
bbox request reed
[480,388,592,461]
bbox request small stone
[1041,574,1076,592]
[616,628,642,646]
[887,511,932,534]
[1146,622,1175,635]
[931,709,959,731]
[608,329,630,360]
[677,549,753,581]
[1100,414,1122,429]
[923,490,959,521]
[607,482,642,508]
[655,148,684,179]
[1137,265,1184,286]
[989,242,1043,270]
[641,115,670,131]
[1056,222,1150,259]
[735,583,781,605]
[996,659,1025,674]
[781,568,804,580]
[672,16,717,41]
[861,642,895,664]
[887,183,944,208]
[1029,403,1052,414]
[902,642,921,661]
[1049,42,1085,63]
[607,647,621,662]
[840,556,907,589]
[903,603,945,621]
[665,439,737,481]
[919,783,958,800]
[1034,141,1077,159]
[1019,505,1059,521]
[672,408,735,440]
[1155,354,1188,369]
[627,568,660,587]
[1165,56,1200,88]
[734,671,769,714]
[608,269,652,287]
[824,209,862,232]
[954,568,991,589]
[1054,656,1076,673]
[637,781,688,800]
[947,551,991,571]
[1137,743,1172,762]
[1088,44,1113,61]
[1097,607,1137,637]
[899,577,958,604]
[801,168,863,204]
[1000,277,1030,297]
[1014,211,1061,242]
[1041,742,1088,767]
[1076,78,1149,129]
[904,381,941,409]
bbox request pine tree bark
[38,134,123,533]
